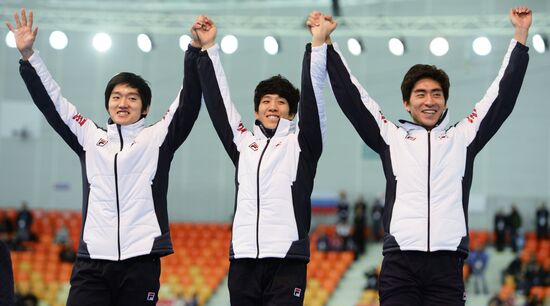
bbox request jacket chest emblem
[249,142,259,151]
[405,134,416,141]
[96,138,108,147]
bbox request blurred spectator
[503,255,522,286]
[468,244,489,294]
[186,293,198,306]
[316,230,331,252]
[54,225,70,245]
[536,202,549,240]
[172,294,186,306]
[0,239,14,306]
[364,267,379,290]
[488,285,515,306]
[494,209,507,252]
[0,210,14,242]
[508,205,522,252]
[336,190,350,223]
[59,241,77,263]
[14,285,38,306]
[370,197,384,242]
[353,195,367,258]
[335,220,352,251]
[15,202,33,242]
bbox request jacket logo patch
[405,135,416,141]
[147,292,155,301]
[72,113,87,126]
[96,138,108,147]
[438,134,449,140]
[237,122,247,134]
[249,142,259,151]
[467,108,478,123]
[293,288,302,297]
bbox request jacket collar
[398,109,449,132]
[253,118,295,140]
[107,118,145,143]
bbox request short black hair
[401,64,450,102]
[104,72,152,115]
[254,75,299,116]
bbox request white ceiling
[2,0,549,36]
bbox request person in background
[352,195,367,258]
[536,202,548,240]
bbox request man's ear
[254,111,260,119]
[403,100,411,113]
[142,105,150,115]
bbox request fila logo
[467,108,478,124]
[72,113,87,126]
[293,288,302,297]
[405,134,416,141]
[146,292,155,301]
[438,134,449,140]
[237,122,248,134]
[249,142,259,151]
[96,138,108,147]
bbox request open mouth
[422,109,437,115]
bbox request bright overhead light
[429,37,449,56]
[137,33,152,53]
[179,35,192,51]
[221,35,238,54]
[49,31,68,50]
[532,34,547,54]
[472,36,491,56]
[264,36,279,55]
[5,31,16,48]
[388,37,405,56]
[347,38,362,56]
[93,33,112,52]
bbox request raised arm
[295,12,335,161]
[8,9,92,153]
[195,16,243,165]
[458,7,530,152]
[323,14,394,153]
[156,20,203,151]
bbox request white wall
[0,1,549,227]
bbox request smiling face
[403,78,447,130]
[254,94,295,129]
[108,84,149,125]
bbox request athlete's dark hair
[104,72,152,116]
[401,64,450,102]
[254,75,300,116]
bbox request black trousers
[66,255,161,306]
[379,251,466,306]
[228,258,307,306]
[0,240,14,306]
